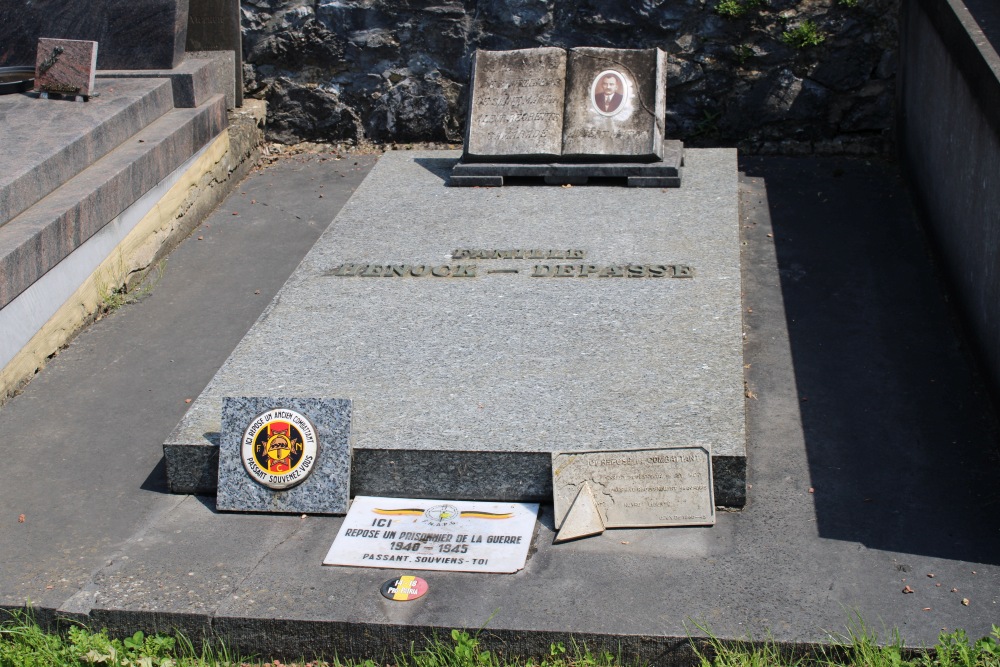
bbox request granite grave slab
[217,397,352,514]
[0,0,189,70]
[33,38,98,98]
[165,149,746,507]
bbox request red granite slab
[34,38,97,97]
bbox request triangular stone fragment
[554,482,605,543]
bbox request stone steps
[0,78,175,228]
[0,95,226,312]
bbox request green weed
[96,254,166,314]
[781,20,826,48]
[715,0,767,18]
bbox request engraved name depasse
[327,263,694,279]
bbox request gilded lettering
[452,264,478,278]
[386,265,409,277]
[673,265,694,278]
[554,264,575,277]
[531,264,554,277]
[627,264,648,278]
[598,265,625,278]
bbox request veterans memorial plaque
[217,397,351,514]
[552,446,715,536]
[34,38,98,98]
[324,496,539,574]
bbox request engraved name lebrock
[327,249,694,279]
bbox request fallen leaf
[961,598,969,606]
[936,583,941,587]
[927,573,935,578]
[232,211,239,215]
[951,588,958,593]
[902,585,914,594]
[45,585,53,590]
[184,398,192,404]
[197,236,204,240]
[808,487,815,493]
[621,541,630,545]
[254,290,261,295]
[18,514,25,523]
[922,607,931,611]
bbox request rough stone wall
[241,0,898,154]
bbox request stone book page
[561,47,666,162]
[462,48,567,162]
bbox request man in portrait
[594,73,624,113]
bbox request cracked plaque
[552,446,715,529]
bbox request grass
[1,609,999,667]
[95,253,166,315]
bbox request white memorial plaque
[323,496,539,573]
[552,446,715,529]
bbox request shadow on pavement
[743,156,1000,565]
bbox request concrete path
[0,150,997,664]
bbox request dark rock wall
[240,0,898,154]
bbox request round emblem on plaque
[241,408,318,490]
[422,504,460,525]
[380,576,429,601]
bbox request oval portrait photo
[591,70,629,116]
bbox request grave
[164,147,747,508]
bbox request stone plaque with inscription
[552,446,715,530]
[463,48,566,162]
[455,46,678,186]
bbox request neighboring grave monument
[0,0,189,70]
[185,0,243,106]
[451,47,681,187]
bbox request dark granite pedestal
[450,141,683,187]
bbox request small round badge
[241,408,318,490]
[380,576,429,601]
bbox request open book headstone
[452,47,682,187]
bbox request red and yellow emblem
[241,408,318,490]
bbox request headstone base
[450,141,683,188]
